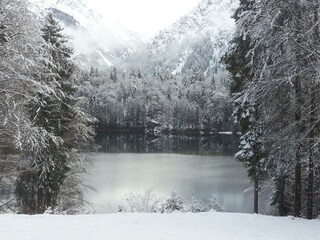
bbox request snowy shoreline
[1,212,319,240]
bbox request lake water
[84,134,254,213]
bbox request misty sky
[84,0,203,36]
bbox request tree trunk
[278,176,287,216]
[307,0,320,220]
[294,77,302,217]
[254,178,259,214]
[37,187,46,214]
[307,86,316,219]
[307,145,314,219]
[293,2,303,217]
[294,162,302,217]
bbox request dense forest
[226,0,320,219]
[80,67,232,134]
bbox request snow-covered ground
[0,212,319,240]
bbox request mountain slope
[29,0,143,70]
[76,0,239,132]
[127,0,237,92]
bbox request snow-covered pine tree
[224,0,267,214]
[16,14,96,214]
[305,0,320,219]
[161,191,184,213]
[187,193,207,213]
[207,194,224,212]
[224,0,255,94]
[244,0,301,217]
[233,92,267,214]
[0,0,64,212]
[252,0,320,218]
[228,0,320,218]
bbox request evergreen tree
[16,14,95,214]
[224,0,266,214]
[161,191,184,213]
[0,0,60,212]
[226,0,320,218]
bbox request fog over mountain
[29,0,237,74]
[126,0,237,93]
[29,0,144,69]
[28,0,238,131]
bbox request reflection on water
[84,134,255,213]
[85,153,251,213]
[96,133,240,154]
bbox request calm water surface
[84,152,252,213]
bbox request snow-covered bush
[120,190,224,214]
[122,189,161,213]
[186,194,208,213]
[207,194,224,212]
[161,191,184,213]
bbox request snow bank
[0,212,319,240]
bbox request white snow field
[0,212,319,240]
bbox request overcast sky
[84,0,203,37]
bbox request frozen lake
[84,152,253,213]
